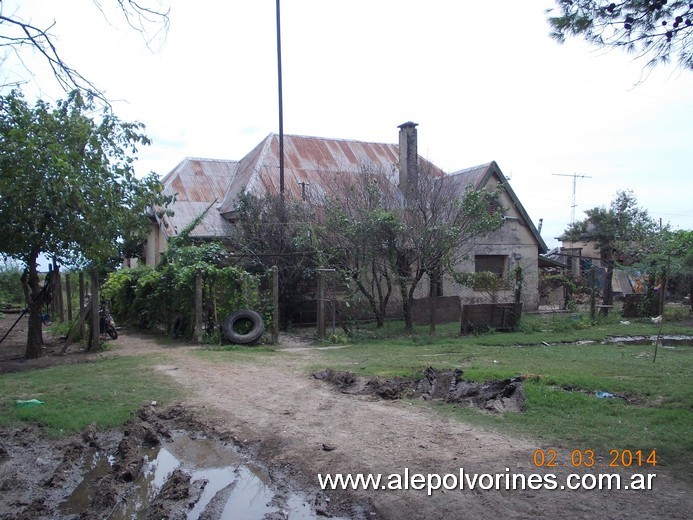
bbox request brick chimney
[398,121,418,193]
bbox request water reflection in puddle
[61,435,332,519]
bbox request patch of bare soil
[313,367,526,413]
[1,315,692,519]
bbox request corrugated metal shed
[159,157,238,238]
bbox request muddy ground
[1,313,692,519]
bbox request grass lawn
[308,310,693,480]
[0,355,180,435]
[0,308,690,481]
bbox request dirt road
[1,319,691,519]
[149,333,691,519]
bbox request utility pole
[552,173,592,224]
[276,0,285,206]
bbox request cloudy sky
[3,0,692,249]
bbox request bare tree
[313,162,506,332]
[313,164,397,327]
[0,1,169,100]
[231,191,316,329]
[387,165,506,331]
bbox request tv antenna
[552,173,592,224]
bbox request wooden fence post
[65,273,73,323]
[48,264,55,318]
[317,270,326,339]
[55,266,64,322]
[89,268,100,351]
[272,266,279,344]
[590,268,596,320]
[194,270,204,343]
[429,269,439,335]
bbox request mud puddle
[59,434,327,519]
[0,404,359,520]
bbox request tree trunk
[355,276,383,328]
[429,268,439,335]
[397,278,413,331]
[88,268,100,351]
[25,252,44,359]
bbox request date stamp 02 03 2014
[532,449,658,469]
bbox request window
[474,255,507,277]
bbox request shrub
[101,242,272,341]
[0,259,25,308]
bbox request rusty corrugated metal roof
[217,134,444,215]
[159,135,546,253]
[159,157,238,238]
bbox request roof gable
[448,161,548,253]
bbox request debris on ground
[314,367,526,413]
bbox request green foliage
[0,89,172,358]
[102,241,270,340]
[232,192,316,329]
[563,190,657,260]
[313,165,506,331]
[635,229,693,304]
[0,259,25,308]
[547,0,693,70]
[0,90,170,269]
[454,270,512,292]
[562,191,658,311]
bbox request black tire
[107,327,118,340]
[222,309,264,345]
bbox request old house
[555,226,634,299]
[144,123,548,313]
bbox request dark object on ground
[315,367,525,413]
[222,309,265,345]
[100,306,118,340]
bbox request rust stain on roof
[158,157,239,238]
[158,131,546,253]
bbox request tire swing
[222,309,265,345]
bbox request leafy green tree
[562,190,658,314]
[0,89,167,358]
[667,230,693,311]
[637,229,693,312]
[547,1,693,70]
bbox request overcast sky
[3,0,692,249]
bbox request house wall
[145,220,167,267]
[441,184,541,311]
[559,239,603,277]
